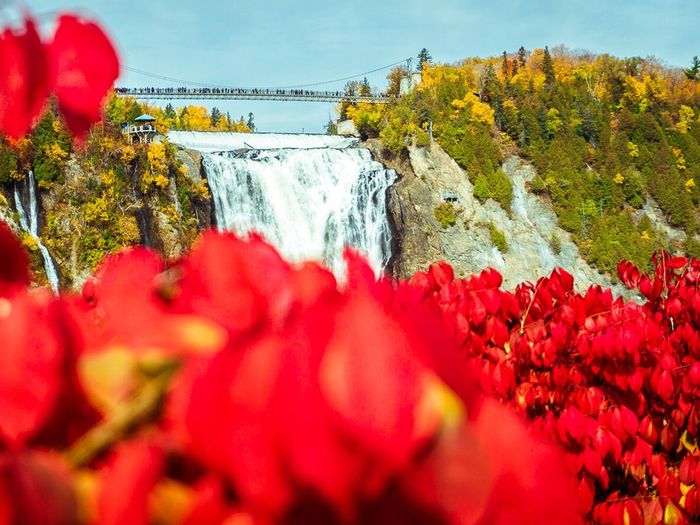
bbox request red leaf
[47,15,119,136]
[96,439,164,525]
[0,17,48,138]
[0,451,78,525]
[0,291,67,447]
[0,222,29,295]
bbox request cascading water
[14,171,59,291]
[169,131,396,276]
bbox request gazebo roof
[134,114,156,122]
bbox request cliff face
[0,144,211,290]
[368,139,632,295]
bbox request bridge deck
[115,88,391,104]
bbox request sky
[16,0,700,133]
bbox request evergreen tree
[164,103,176,119]
[481,64,501,103]
[417,48,432,72]
[543,46,556,87]
[178,107,190,130]
[246,112,256,131]
[501,51,509,79]
[518,46,527,67]
[684,56,700,81]
[324,117,337,135]
[210,107,222,127]
[359,77,371,96]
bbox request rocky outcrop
[369,139,632,295]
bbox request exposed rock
[337,120,359,137]
[369,139,633,296]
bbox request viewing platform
[122,114,157,143]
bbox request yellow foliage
[121,145,136,164]
[44,143,69,164]
[613,173,625,185]
[99,170,117,186]
[143,142,170,190]
[675,105,695,134]
[627,141,639,158]
[546,108,563,136]
[420,63,476,92]
[685,178,695,192]
[641,230,650,240]
[623,74,667,112]
[84,194,112,224]
[673,147,687,171]
[191,179,210,200]
[451,92,495,126]
[345,102,384,132]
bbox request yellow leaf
[78,347,143,415]
[149,479,194,525]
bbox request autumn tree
[417,48,433,72]
[386,65,409,97]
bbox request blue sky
[20,0,700,132]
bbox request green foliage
[472,169,513,212]
[583,211,660,274]
[684,56,700,81]
[488,222,508,252]
[32,108,72,187]
[417,48,432,72]
[434,202,462,229]
[550,232,562,254]
[0,138,18,183]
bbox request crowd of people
[114,86,388,99]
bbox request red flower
[0,17,48,138]
[47,15,120,137]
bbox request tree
[324,117,337,135]
[684,56,700,81]
[518,46,527,67]
[164,103,176,119]
[210,107,222,128]
[246,112,256,132]
[502,51,509,79]
[386,65,409,97]
[359,77,371,96]
[543,46,556,87]
[417,48,432,72]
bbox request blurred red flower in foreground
[0,13,118,138]
[0,221,580,524]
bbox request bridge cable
[124,58,410,90]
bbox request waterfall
[14,171,60,291]
[169,131,396,276]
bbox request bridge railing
[115,87,392,104]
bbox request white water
[169,131,396,276]
[14,171,59,291]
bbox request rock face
[369,139,631,295]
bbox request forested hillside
[0,99,212,287]
[349,48,700,275]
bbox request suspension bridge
[114,58,416,104]
[114,87,392,104]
